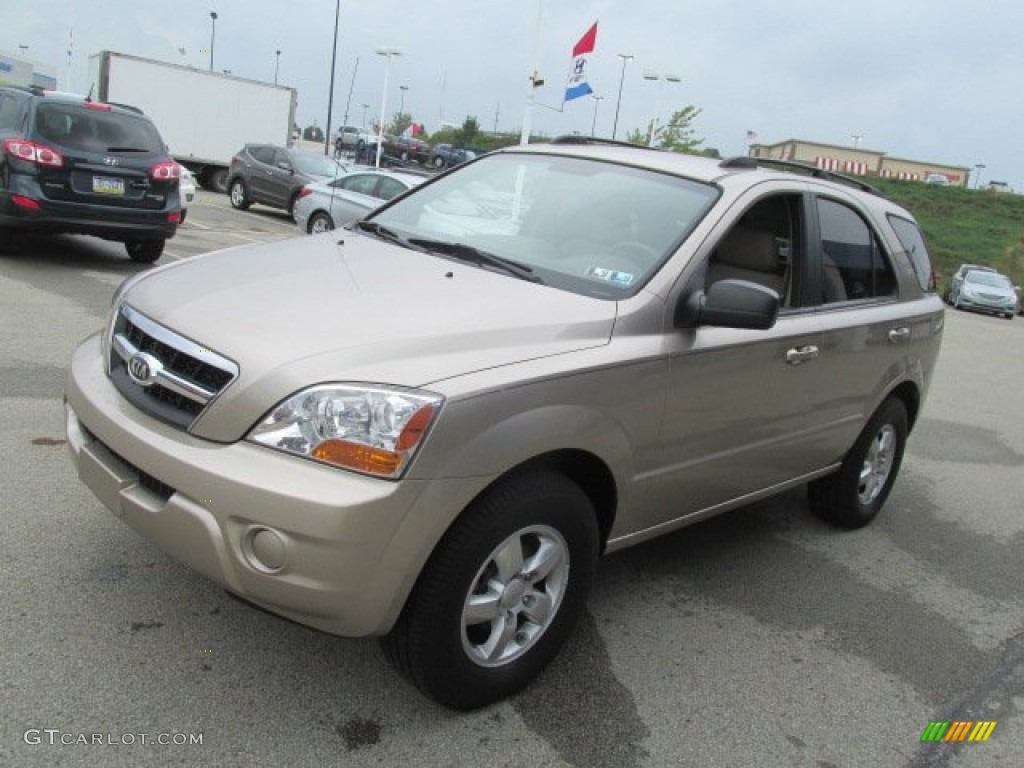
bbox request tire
[433,156,445,169]
[124,239,165,263]
[229,179,251,210]
[308,211,334,234]
[381,470,599,710]
[808,397,908,529]
[206,167,228,194]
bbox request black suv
[0,87,180,262]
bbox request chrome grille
[108,305,238,430]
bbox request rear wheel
[204,167,228,194]
[229,179,251,210]
[124,239,165,263]
[308,212,335,234]
[381,470,599,710]
[808,397,908,529]
[433,156,445,169]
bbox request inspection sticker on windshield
[586,266,635,287]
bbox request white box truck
[89,51,298,192]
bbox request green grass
[871,178,1024,286]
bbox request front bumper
[957,294,1017,315]
[64,333,479,636]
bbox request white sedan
[293,169,428,234]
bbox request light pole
[974,163,986,189]
[852,134,863,150]
[208,12,217,72]
[642,72,681,146]
[274,49,281,84]
[399,85,408,115]
[590,94,604,137]
[611,53,634,141]
[361,103,369,129]
[18,45,28,55]
[375,47,402,168]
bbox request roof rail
[719,156,883,196]
[549,135,655,150]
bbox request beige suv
[65,139,944,710]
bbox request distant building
[0,50,57,90]
[749,138,972,188]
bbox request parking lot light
[375,48,403,168]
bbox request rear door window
[249,145,275,165]
[817,198,896,303]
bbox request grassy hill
[871,178,1024,287]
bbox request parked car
[0,85,180,262]
[949,268,1018,318]
[177,163,196,223]
[334,125,373,151]
[293,169,428,234]
[924,173,950,186]
[383,134,431,164]
[65,139,943,711]
[227,144,347,216]
[430,143,477,169]
[944,263,996,304]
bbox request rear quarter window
[887,215,936,292]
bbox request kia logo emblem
[127,352,162,387]
[103,157,118,166]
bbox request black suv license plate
[92,176,125,195]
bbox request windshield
[966,271,1012,288]
[367,151,718,299]
[293,152,347,178]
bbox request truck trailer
[89,51,297,192]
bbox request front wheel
[307,211,335,234]
[381,470,599,710]
[808,397,908,529]
[124,239,165,263]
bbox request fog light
[245,527,287,573]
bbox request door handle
[786,345,820,365]
[888,327,910,343]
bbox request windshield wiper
[105,146,150,152]
[353,219,421,250]
[408,237,542,283]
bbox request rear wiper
[408,237,541,283]
[105,147,150,152]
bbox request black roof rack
[719,156,883,196]
[549,135,657,150]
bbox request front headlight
[247,384,443,479]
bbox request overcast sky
[7,0,1023,189]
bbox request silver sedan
[293,169,428,234]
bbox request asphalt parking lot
[1,196,1021,767]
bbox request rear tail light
[3,138,63,168]
[83,101,112,111]
[11,194,41,210]
[168,211,182,223]
[296,186,312,199]
[151,161,181,181]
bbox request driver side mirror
[675,279,780,330]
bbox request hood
[125,232,616,440]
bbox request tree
[656,105,704,154]
[454,116,480,147]
[390,112,412,137]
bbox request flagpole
[519,0,544,146]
